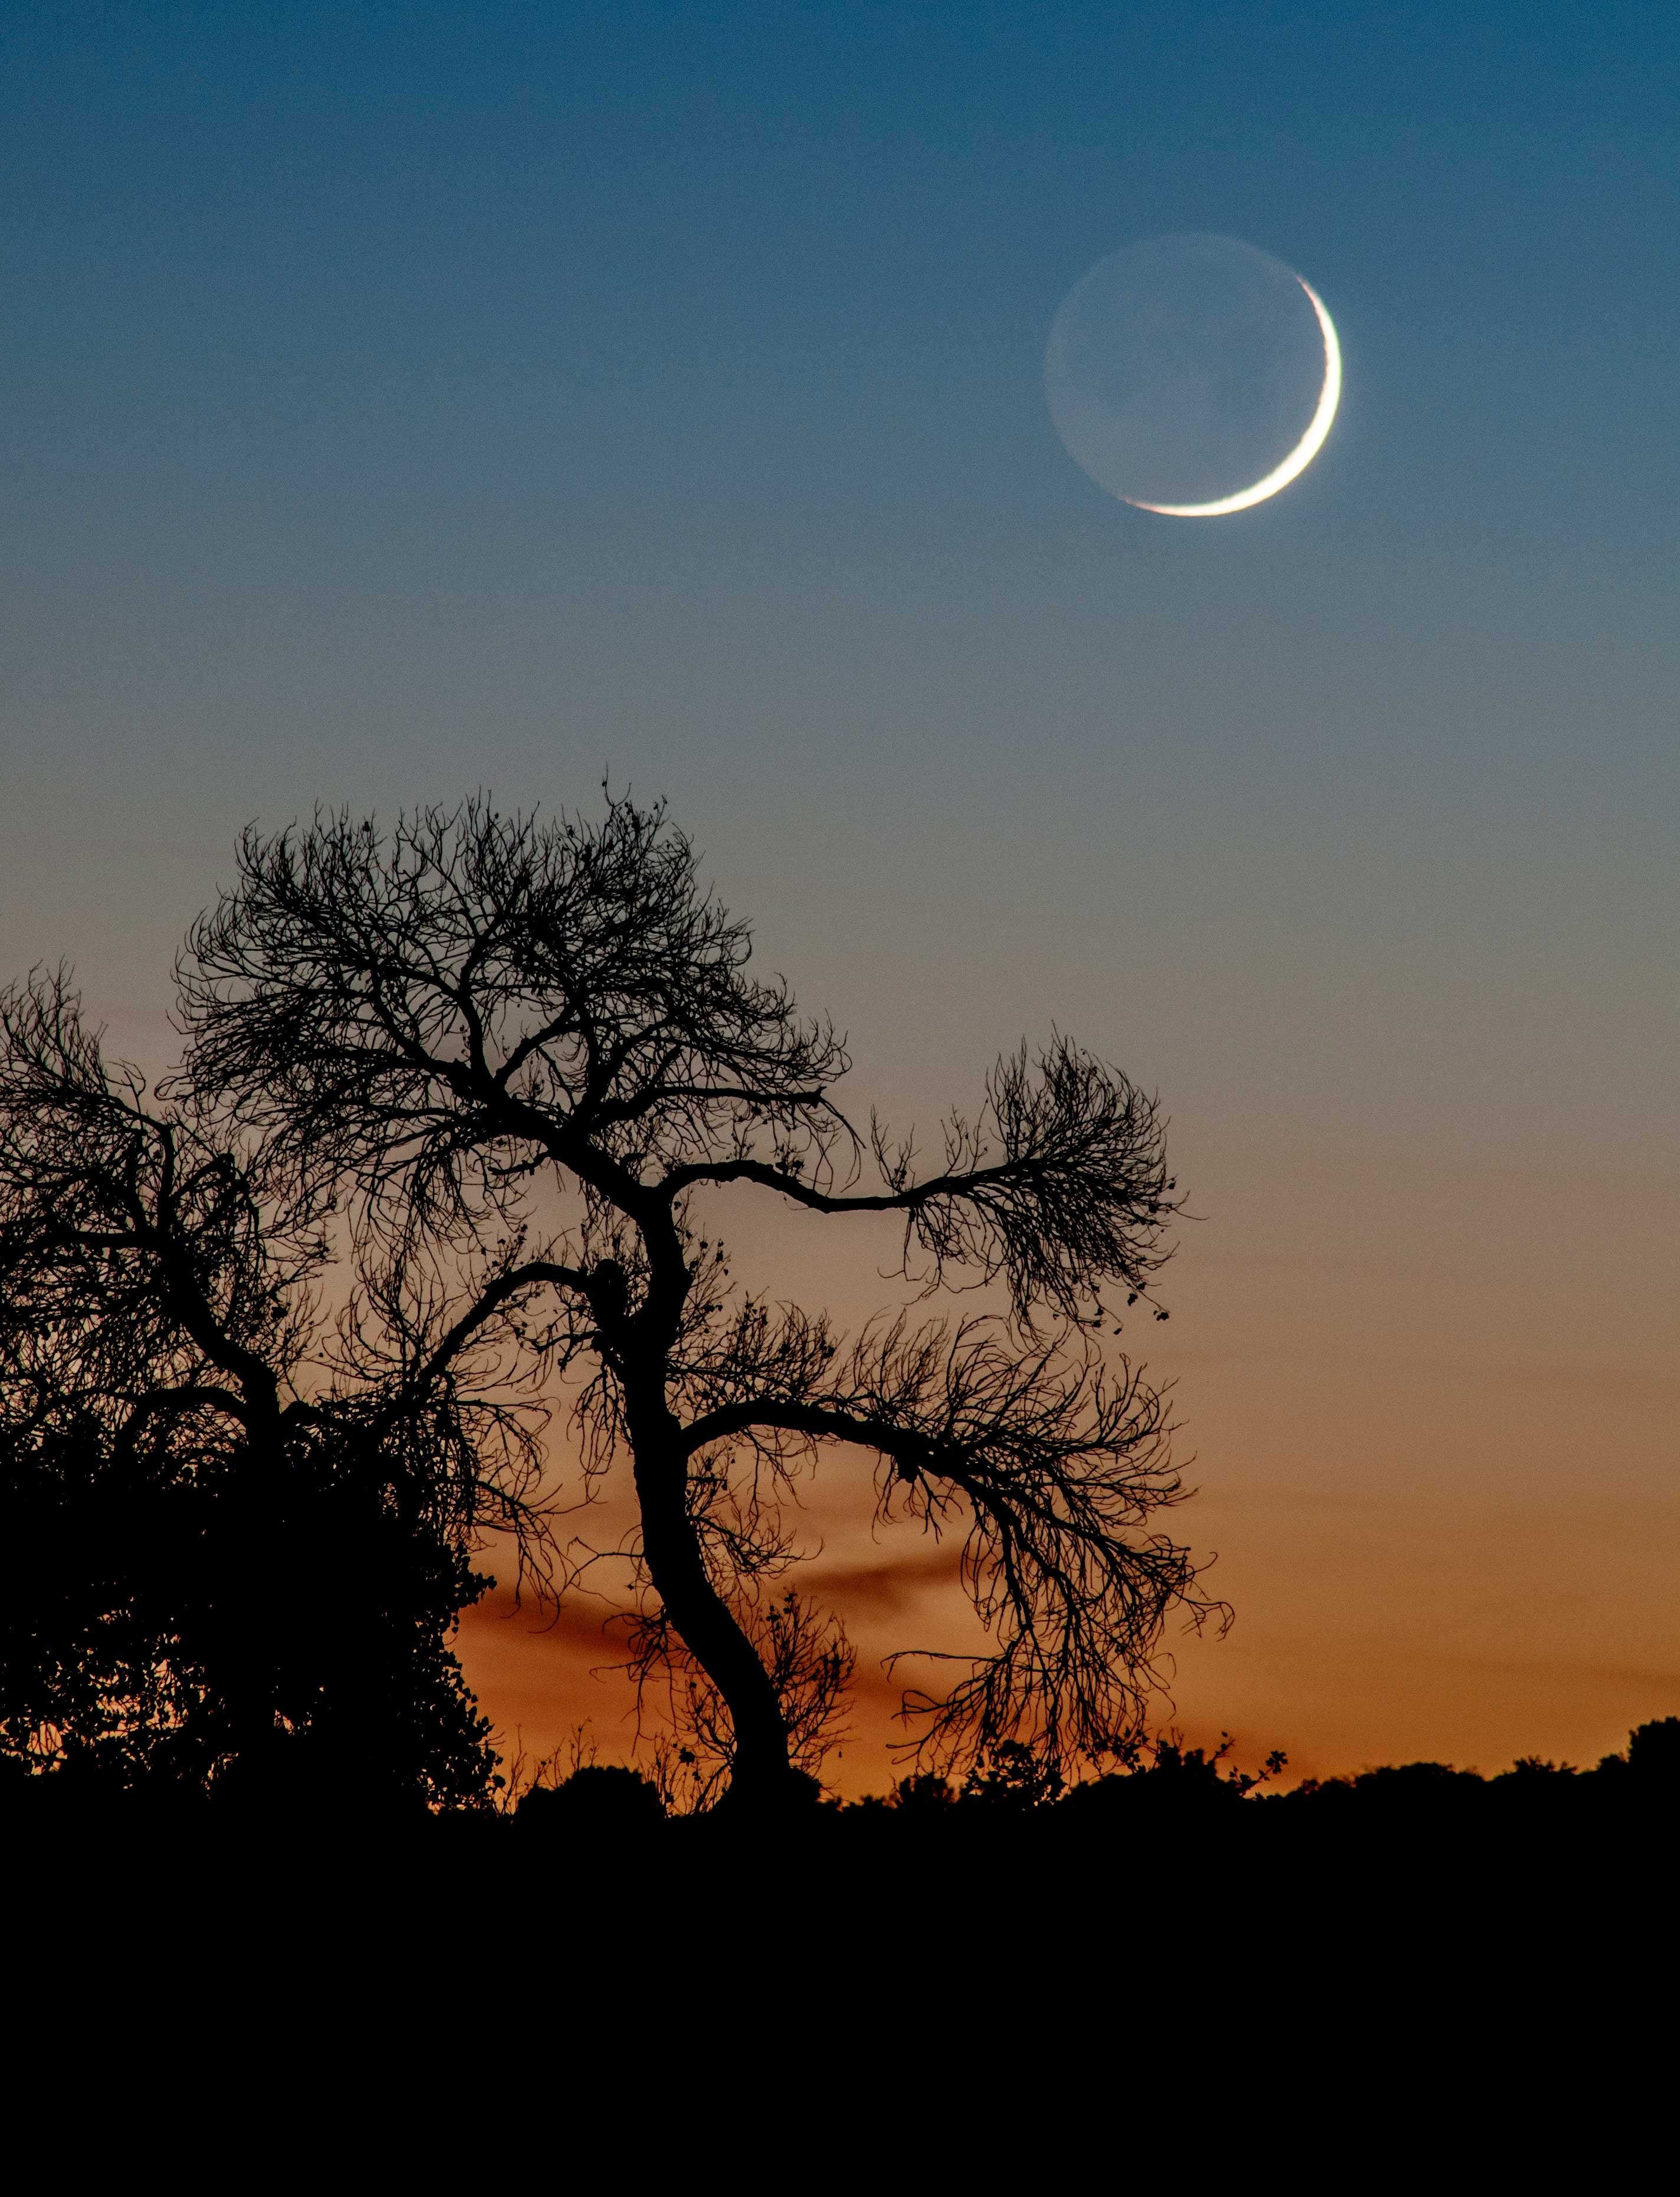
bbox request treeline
[9,1724,1675,1853]
[509,1719,1680,1834]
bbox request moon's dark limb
[1045,233,1329,511]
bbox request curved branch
[401,1256,591,1400]
[681,1396,939,1473]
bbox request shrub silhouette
[517,1764,665,1832]
[1625,1717,1680,1789]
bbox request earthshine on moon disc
[1044,233,1341,516]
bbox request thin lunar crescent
[1130,278,1341,516]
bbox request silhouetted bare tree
[0,972,541,1802]
[173,791,1215,1811]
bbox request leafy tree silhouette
[173,791,1218,1811]
[0,971,537,1809]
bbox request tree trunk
[629,1428,805,1812]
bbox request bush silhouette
[1625,1717,1680,1789]
[517,1765,666,1833]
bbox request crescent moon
[1130,278,1342,517]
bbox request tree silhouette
[175,792,1216,1810]
[0,972,538,1806]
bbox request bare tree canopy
[169,791,1216,1808]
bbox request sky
[4,0,1679,1787]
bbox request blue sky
[5,4,1677,827]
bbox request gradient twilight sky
[5,2,1679,1786]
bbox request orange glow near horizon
[452,1111,1680,1796]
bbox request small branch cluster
[875,1037,1180,1326]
